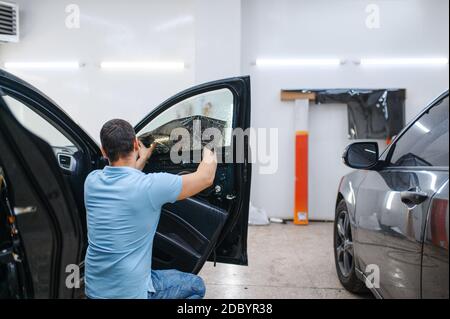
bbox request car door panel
[154,198,228,273]
[163,198,228,240]
[135,77,251,272]
[355,169,448,298]
[0,96,83,298]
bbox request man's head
[100,119,139,163]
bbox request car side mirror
[342,142,379,170]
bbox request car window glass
[2,94,76,149]
[389,96,449,167]
[138,88,234,155]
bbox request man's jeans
[148,269,206,299]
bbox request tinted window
[389,96,449,167]
[137,88,234,155]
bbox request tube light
[4,62,80,70]
[360,58,449,66]
[256,58,342,67]
[100,61,185,70]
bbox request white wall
[309,103,353,221]
[194,0,241,83]
[1,0,448,220]
[242,0,449,220]
[0,0,196,139]
[0,0,243,138]
[0,0,243,141]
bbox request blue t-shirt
[84,166,182,299]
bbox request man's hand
[139,140,155,160]
[201,147,217,165]
[177,147,218,201]
[136,141,156,171]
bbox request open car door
[135,77,252,273]
[0,92,83,298]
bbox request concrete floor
[199,222,364,299]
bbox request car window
[2,93,76,149]
[138,88,234,155]
[389,96,449,167]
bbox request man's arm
[177,148,217,201]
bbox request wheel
[334,199,368,294]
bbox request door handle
[400,188,428,208]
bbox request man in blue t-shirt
[84,119,217,299]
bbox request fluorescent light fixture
[4,62,80,70]
[101,61,185,70]
[360,58,449,66]
[256,58,342,67]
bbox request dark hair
[100,119,136,163]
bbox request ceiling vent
[0,1,19,43]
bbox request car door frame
[0,70,105,240]
[0,94,86,298]
[0,70,106,298]
[135,76,252,265]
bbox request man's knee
[191,275,206,298]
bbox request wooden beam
[281,91,316,102]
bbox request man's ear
[134,138,140,152]
[100,147,108,159]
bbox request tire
[333,199,368,294]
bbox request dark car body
[335,91,449,299]
[0,70,252,299]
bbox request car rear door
[354,94,449,298]
[135,77,252,273]
[0,92,84,298]
[422,180,449,299]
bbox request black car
[334,91,449,299]
[0,69,252,299]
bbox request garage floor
[200,222,365,299]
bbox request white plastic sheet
[248,202,270,226]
